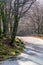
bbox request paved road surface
[0,37,43,65]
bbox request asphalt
[0,37,43,65]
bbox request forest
[0,0,43,65]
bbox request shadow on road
[17,42,43,65]
[0,42,43,65]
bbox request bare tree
[27,1,43,34]
[10,0,36,45]
[0,0,36,46]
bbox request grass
[0,38,25,61]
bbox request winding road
[0,37,43,65]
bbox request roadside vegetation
[0,37,25,61]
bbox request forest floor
[0,37,25,61]
[30,35,43,39]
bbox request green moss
[2,54,9,59]
[0,38,25,60]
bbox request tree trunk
[1,3,7,37]
[0,16,1,37]
[10,0,19,46]
[1,10,6,36]
[10,15,19,45]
